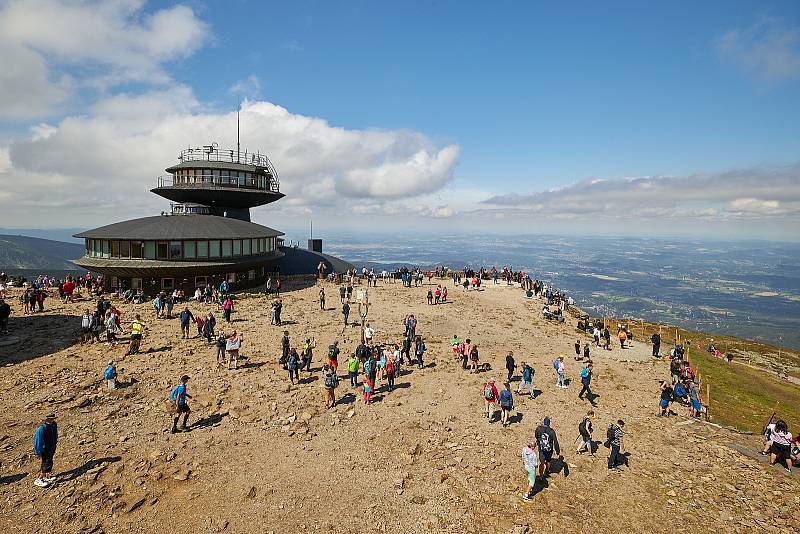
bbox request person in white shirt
[364,323,374,345]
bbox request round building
[74,145,286,295]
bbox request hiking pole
[763,410,777,436]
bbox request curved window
[209,240,220,257]
[222,240,232,257]
[184,241,196,259]
[243,239,251,255]
[233,239,241,256]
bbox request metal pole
[237,105,241,163]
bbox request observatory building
[73,144,286,294]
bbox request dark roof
[74,215,283,240]
[273,246,355,276]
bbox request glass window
[184,240,196,259]
[169,241,182,259]
[119,240,130,258]
[259,238,265,253]
[197,240,208,258]
[243,239,251,255]
[221,170,230,184]
[111,240,119,257]
[130,241,143,259]
[157,242,169,260]
[209,240,220,257]
[162,278,174,290]
[195,276,207,288]
[222,240,232,257]
[101,240,110,258]
[233,239,242,256]
[144,241,156,259]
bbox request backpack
[483,384,494,400]
[553,358,559,370]
[324,372,337,389]
[604,424,617,448]
[580,367,589,379]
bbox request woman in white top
[768,420,794,472]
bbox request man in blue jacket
[579,363,596,406]
[171,375,192,433]
[33,414,58,487]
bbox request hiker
[555,355,566,389]
[534,417,560,479]
[658,381,673,417]
[577,411,594,455]
[327,340,340,371]
[222,297,233,323]
[651,332,661,357]
[767,420,794,472]
[202,312,215,343]
[578,363,595,405]
[0,298,9,335]
[482,378,499,422]
[427,289,433,305]
[469,343,480,373]
[319,287,325,310]
[32,414,58,488]
[362,374,374,404]
[80,309,93,343]
[499,382,514,427]
[401,333,412,364]
[339,285,346,303]
[574,340,581,356]
[505,351,516,381]
[180,307,194,339]
[215,331,226,368]
[689,379,702,418]
[364,323,374,345]
[342,301,350,326]
[225,331,242,370]
[106,308,121,344]
[287,348,299,384]
[321,363,338,408]
[521,439,539,502]
[347,352,360,387]
[583,342,590,360]
[103,360,118,390]
[385,353,396,391]
[461,338,471,370]
[301,338,316,373]
[607,419,626,470]
[415,335,426,369]
[517,362,535,398]
[393,344,402,377]
[170,375,192,433]
[618,328,627,349]
[126,314,145,355]
[281,331,290,365]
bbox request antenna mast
[236,102,241,163]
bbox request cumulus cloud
[0,0,209,119]
[718,18,800,80]
[1,95,460,227]
[481,164,800,222]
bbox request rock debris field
[0,278,798,533]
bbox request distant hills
[0,234,84,270]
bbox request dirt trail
[0,279,798,533]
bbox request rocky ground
[0,278,798,533]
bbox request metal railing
[157,173,280,193]
[177,145,279,180]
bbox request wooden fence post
[706,383,711,421]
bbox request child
[225,331,242,370]
[363,376,373,404]
[499,383,514,427]
[658,381,673,417]
[556,355,566,389]
[521,440,539,502]
[347,353,360,387]
[103,360,117,390]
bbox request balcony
[157,173,280,193]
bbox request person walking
[534,417,560,480]
[505,351,516,382]
[482,378,499,422]
[469,344,480,373]
[339,285,346,304]
[319,287,326,310]
[556,355,566,389]
[347,352,359,387]
[461,339,471,370]
[327,340,340,371]
[126,314,145,355]
[517,362,535,398]
[578,363,595,405]
[180,307,194,339]
[215,331,226,368]
[414,335,426,369]
[385,355,396,391]
[103,360,118,390]
[222,297,234,323]
[301,338,316,373]
[32,414,58,488]
[618,328,627,349]
[574,340,581,356]
[521,439,539,502]
[225,331,242,370]
[401,333,411,364]
[651,332,661,357]
[321,363,338,408]
[607,419,626,470]
[583,342,590,360]
[287,348,299,384]
[342,301,350,326]
[577,411,594,455]
[499,382,514,427]
[170,375,192,433]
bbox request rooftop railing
[157,174,281,193]
[177,145,278,178]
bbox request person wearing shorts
[170,375,192,433]
[33,414,58,488]
[521,441,539,501]
[768,420,794,472]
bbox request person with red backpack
[482,378,499,422]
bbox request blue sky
[1,0,799,239]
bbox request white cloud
[0,0,209,119]
[481,165,800,223]
[229,76,262,99]
[0,95,461,227]
[718,18,800,80]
